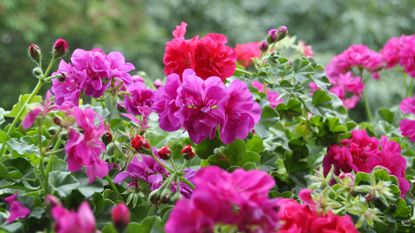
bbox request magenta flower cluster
[400,96,415,142]
[51,200,96,233]
[165,166,280,233]
[65,107,108,183]
[252,80,283,108]
[381,34,415,77]
[323,129,410,196]
[4,194,30,223]
[153,69,261,144]
[51,48,135,107]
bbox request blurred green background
[1,0,414,112]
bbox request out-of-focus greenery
[1,0,414,109]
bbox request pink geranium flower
[220,80,261,144]
[175,69,228,143]
[323,129,410,196]
[399,35,415,78]
[51,202,96,233]
[235,42,261,67]
[400,96,415,114]
[4,194,30,223]
[165,166,280,233]
[123,77,154,117]
[252,80,283,108]
[163,22,237,81]
[22,91,60,129]
[65,107,108,183]
[400,119,415,142]
[381,37,401,68]
[328,72,365,109]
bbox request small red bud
[52,38,68,58]
[28,43,41,64]
[112,203,130,232]
[131,135,151,152]
[180,145,195,160]
[53,117,62,126]
[157,145,172,160]
[102,131,112,146]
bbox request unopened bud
[149,189,162,204]
[112,203,130,233]
[153,79,163,89]
[181,145,195,160]
[131,135,150,152]
[102,131,112,146]
[267,29,277,44]
[277,26,288,41]
[33,67,42,77]
[28,43,42,64]
[259,41,268,52]
[53,117,62,126]
[52,38,68,59]
[157,146,172,160]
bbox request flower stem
[235,67,253,76]
[407,77,414,97]
[105,175,124,202]
[0,58,57,157]
[363,91,373,122]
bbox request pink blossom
[112,203,130,232]
[298,40,314,58]
[220,80,261,144]
[107,51,135,85]
[175,69,228,143]
[400,35,415,78]
[400,118,415,142]
[326,44,384,80]
[51,60,83,106]
[400,96,415,114]
[277,198,358,233]
[4,194,30,223]
[123,79,154,117]
[163,22,237,81]
[323,129,410,196]
[165,166,279,233]
[51,202,96,233]
[252,80,283,108]
[22,91,59,129]
[65,107,108,183]
[153,73,182,131]
[328,72,364,109]
[381,37,401,68]
[235,42,260,67]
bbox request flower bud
[149,189,162,204]
[102,130,112,146]
[28,43,41,64]
[112,203,130,232]
[131,135,150,152]
[259,41,268,52]
[32,67,43,77]
[153,79,163,89]
[277,25,288,41]
[180,145,195,160]
[52,38,68,59]
[267,29,277,44]
[157,146,172,160]
[53,117,62,126]
[45,195,61,208]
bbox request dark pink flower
[400,96,415,114]
[107,51,135,85]
[112,203,130,232]
[123,78,154,118]
[326,44,384,80]
[4,194,30,223]
[51,60,83,107]
[65,107,108,183]
[298,40,314,58]
[114,155,168,190]
[51,202,96,233]
[22,91,59,129]
[220,80,261,144]
[53,38,69,58]
[252,80,282,108]
[235,42,260,67]
[193,33,237,80]
[153,73,182,131]
[381,37,401,68]
[165,166,279,233]
[175,69,228,143]
[328,72,364,109]
[400,118,415,142]
[399,35,415,78]
[163,22,236,81]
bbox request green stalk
[363,91,373,122]
[407,78,414,97]
[105,175,124,202]
[0,58,57,157]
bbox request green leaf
[49,171,80,197]
[355,172,371,186]
[377,108,394,124]
[255,106,279,138]
[101,223,118,233]
[312,90,332,106]
[74,173,104,198]
[196,138,221,159]
[0,107,8,126]
[247,135,264,153]
[5,94,42,119]
[126,216,163,233]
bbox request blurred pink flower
[252,80,283,108]
[299,40,314,58]
[51,202,96,233]
[400,96,415,114]
[381,37,401,68]
[400,118,415,142]
[4,194,30,223]
[235,42,260,67]
[328,72,364,109]
[399,35,415,78]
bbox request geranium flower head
[400,118,415,142]
[328,72,364,109]
[235,42,260,67]
[65,107,108,183]
[399,35,415,78]
[4,194,30,223]
[51,202,96,233]
[381,37,401,68]
[400,96,415,115]
[123,79,154,117]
